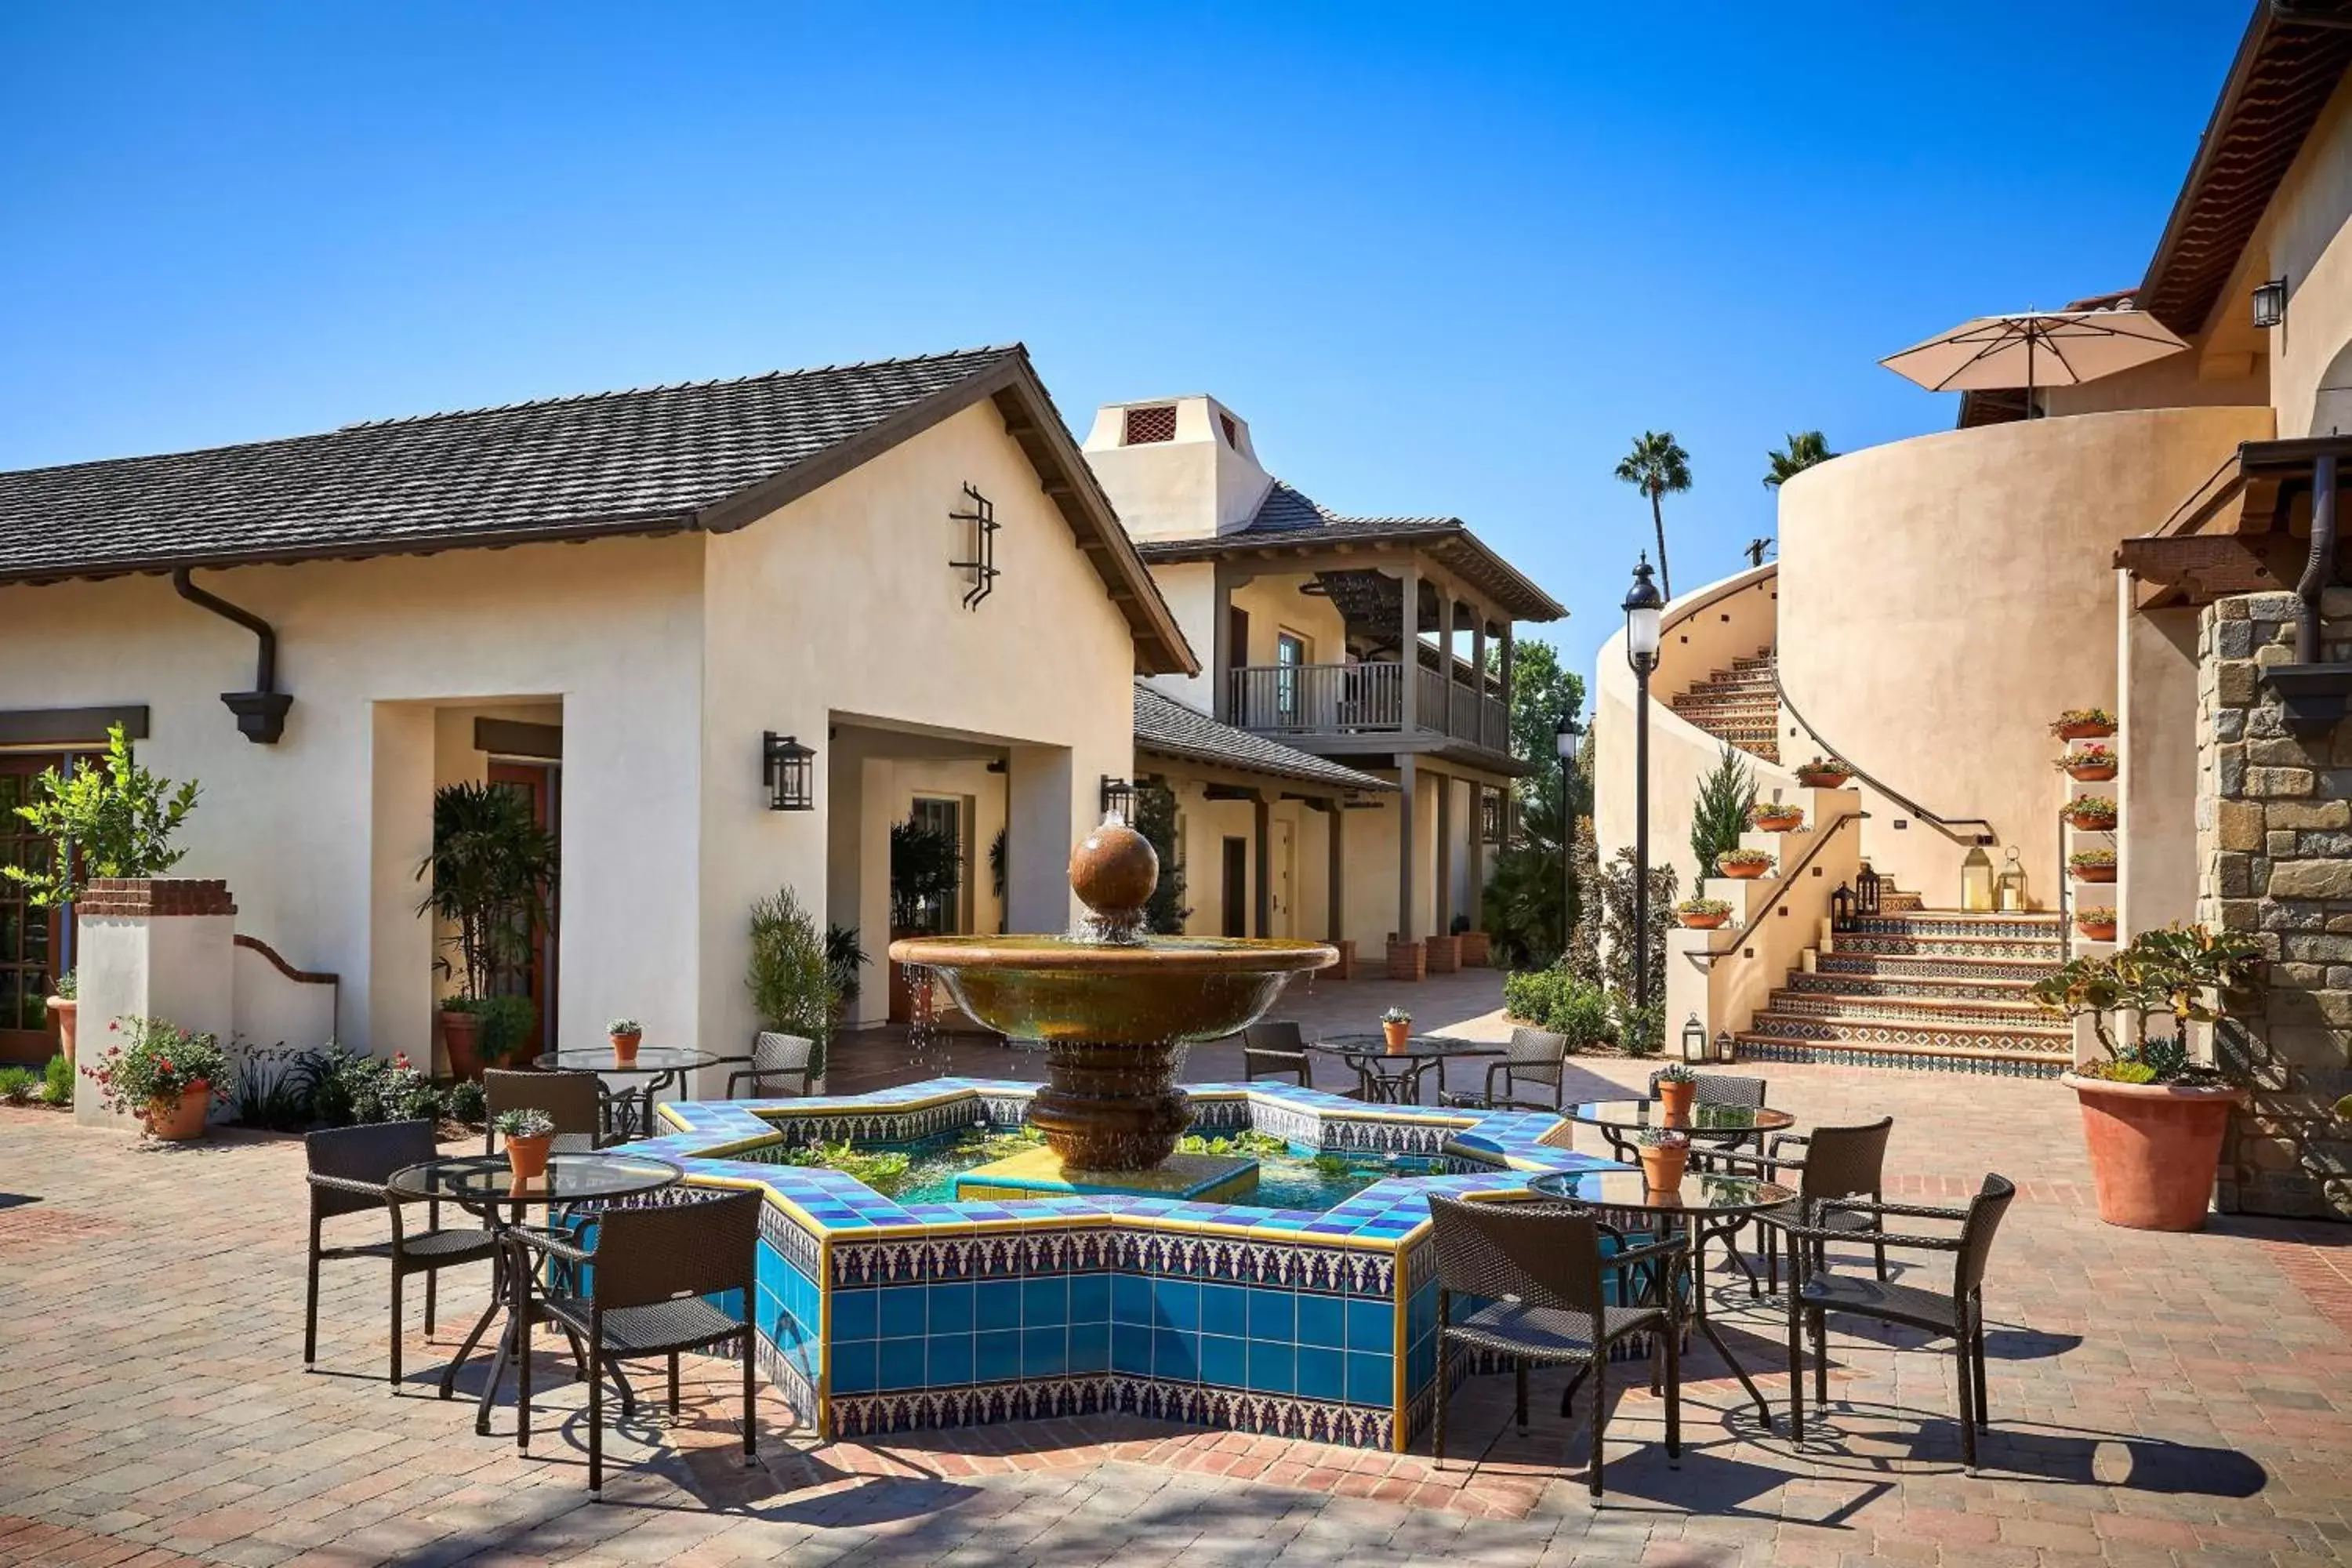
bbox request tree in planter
[4,724,200,907]
[1689,742,1758,881]
[416,782,555,1073]
[825,924,869,1015]
[890,818,960,935]
[1132,782,1190,935]
[750,887,832,1078]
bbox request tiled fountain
[624,819,1616,1451]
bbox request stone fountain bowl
[886,933,1337,1044]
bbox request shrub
[446,1078,488,1127]
[0,1067,37,1104]
[1689,744,1757,880]
[40,1053,72,1105]
[2,725,200,907]
[471,994,539,1068]
[749,886,831,1078]
[310,1048,442,1127]
[230,1044,323,1131]
[82,1016,229,1116]
[1501,967,1613,1050]
[1613,996,1666,1058]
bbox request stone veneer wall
[2197,590,2352,1218]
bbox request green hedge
[1500,968,1616,1051]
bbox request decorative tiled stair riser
[1669,644,1781,764]
[632,1083,1625,1453]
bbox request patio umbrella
[1879,309,2189,414]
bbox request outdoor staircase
[1735,910,2071,1078]
[1670,648,1780,764]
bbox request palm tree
[1614,432,1691,599]
[1763,430,1836,488]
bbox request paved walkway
[5,1041,2352,1566]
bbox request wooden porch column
[1439,592,1457,741]
[1211,562,1239,721]
[1397,564,1420,734]
[1326,800,1345,942]
[1472,615,1489,750]
[1397,754,1417,942]
[1467,782,1485,925]
[1435,767,1454,932]
[1252,792,1272,938]
[1499,623,1518,837]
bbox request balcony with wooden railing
[1227,660,1510,757]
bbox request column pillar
[1439,593,1457,742]
[74,879,238,1128]
[1252,792,1272,938]
[1397,564,1420,734]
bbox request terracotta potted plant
[1793,756,1854,789]
[607,1016,643,1066]
[2030,925,2260,1231]
[1637,1127,1690,1191]
[1718,848,1774,880]
[45,970,76,1065]
[2050,707,2116,742]
[1749,800,1806,833]
[1654,1062,1697,1122]
[495,1108,557,1182]
[416,780,556,1080]
[2057,743,2118,782]
[2063,795,2118,833]
[1380,1006,1412,1053]
[82,1014,226,1142]
[2074,906,2117,942]
[2068,848,2117,884]
[1677,896,1732,930]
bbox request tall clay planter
[46,997,77,1064]
[147,1083,211,1142]
[441,1009,484,1081]
[2063,1074,2241,1231]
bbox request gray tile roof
[1133,683,1394,793]
[0,346,1022,582]
[1243,479,1455,536]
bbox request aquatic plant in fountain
[889,817,1336,1171]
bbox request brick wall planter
[1330,939,1356,982]
[1423,935,1461,975]
[1385,938,1425,982]
[1457,931,1491,967]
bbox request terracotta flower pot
[1639,1143,1688,1192]
[1679,910,1730,929]
[46,997,76,1064]
[2066,811,2117,833]
[2071,862,2117,884]
[1754,815,1803,833]
[2076,919,2117,942]
[146,1083,210,1142]
[506,1132,554,1183]
[2063,1074,2241,1231]
[1382,1020,1410,1053]
[1721,861,1770,880]
[441,1009,485,1081]
[610,1030,642,1065]
[1657,1079,1696,1122]
[2056,720,2116,741]
[2067,764,2118,782]
[1795,771,1851,789]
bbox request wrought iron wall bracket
[949,482,1000,610]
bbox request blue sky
[0,2,2249,689]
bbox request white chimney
[1081,394,1272,542]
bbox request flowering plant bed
[2064,795,2118,832]
[2067,848,2117,884]
[82,1016,227,1138]
[2050,708,2116,741]
[1718,848,1774,879]
[1676,897,1733,929]
[1792,756,1853,788]
[2058,743,2118,782]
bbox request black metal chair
[521,1189,762,1496]
[1444,1026,1570,1111]
[721,1032,815,1099]
[485,1068,607,1153]
[1753,1117,1895,1294]
[1240,1021,1315,1090]
[1782,1174,2016,1471]
[303,1120,499,1385]
[1427,1193,1681,1499]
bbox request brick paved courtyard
[5,1036,2352,1566]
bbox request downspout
[2268,454,2352,736]
[2297,454,2339,663]
[171,567,293,743]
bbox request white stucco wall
[2263,71,2352,438]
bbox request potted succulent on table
[1749,800,1806,833]
[1636,1127,1690,1191]
[45,970,76,1065]
[2074,906,2118,942]
[1676,896,1733,930]
[2030,925,2261,1232]
[1380,1006,1412,1053]
[607,1016,642,1066]
[495,1108,557,1182]
[82,1015,227,1141]
[2068,848,2117,884]
[1718,848,1774,880]
[1655,1061,1698,1121]
[2050,707,2117,741]
[2058,743,2119,782]
[1793,756,1855,789]
[2064,795,2118,833]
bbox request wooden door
[0,755,67,1064]
[487,760,559,1057]
[1221,837,1248,938]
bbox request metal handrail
[1692,808,1865,960]
[1773,669,1995,845]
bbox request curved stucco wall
[1777,404,2274,906]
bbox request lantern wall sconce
[1099,775,1137,823]
[762,731,815,811]
[1682,1013,1709,1064]
[2253,276,2288,330]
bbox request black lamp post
[1624,556,1664,1016]
[1555,710,1582,957]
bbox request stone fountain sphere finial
[1069,815,1160,919]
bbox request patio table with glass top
[532,1046,718,1141]
[1527,1167,1797,1427]
[387,1152,682,1440]
[1555,1098,1797,1161]
[1306,1033,1504,1105]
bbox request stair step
[1734,1034,2067,1079]
[1833,936,2062,960]
[1817,953,2055,982]
[1746,1012,2070,1047]
[1766,994,2055,1029]
[1784,972,2045,1005]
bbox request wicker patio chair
[1753,1117,1894,1294]
[520,1189,762,1495]
[1781,1174,2016,1471]
[720,1032,815,1099]
[1646,1069,1767,1112]
[303,1120,499,1385]
[1427,1193,1682,1499]
[1240,1021,1314,1090]
[1443,1026,1569,1111]
[484,1068,607,1153]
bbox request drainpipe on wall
[2267,454,2352,735]
[170,567,293,743]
